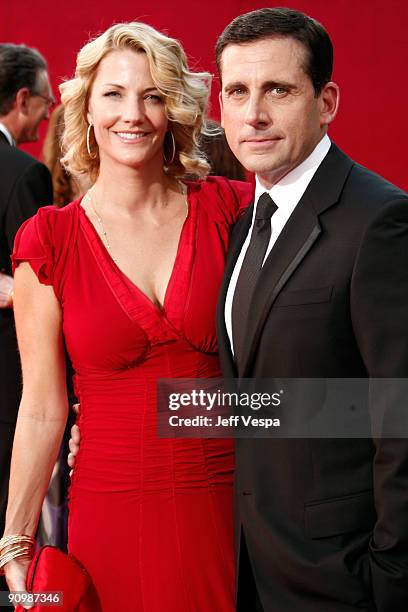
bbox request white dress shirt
[225,134,332,354]
[0,122,16,146]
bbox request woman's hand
[3,557,33,609]
[0,272,13,308]
[68,404,81,475]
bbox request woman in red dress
[1,22,252,611]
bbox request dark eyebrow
[262,80,296,91]
[223,81,246,94]
[223,79,296,93]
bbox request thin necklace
[85,184,188,265]
[86,191,118,263]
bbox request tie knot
[255,192,278,221]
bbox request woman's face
[87,49,168,172]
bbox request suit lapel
[0,131,10,145]
[239,143,354,376]
[216,203,254,376]
[239,201,321,375]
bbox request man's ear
[218,91,224,128]
[14,88,30,114]
[319,81,340,127]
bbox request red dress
[12,177,252,612]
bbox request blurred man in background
[0,43,54,592]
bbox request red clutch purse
[15,546,100,612]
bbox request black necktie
[232,192,278,364]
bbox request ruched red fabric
[12,177,253,612]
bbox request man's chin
[236,146,277,167]
[242,157,283,177]
[246,159,294,188]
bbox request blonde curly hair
[60,22,211,182]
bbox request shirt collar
[254,134,331,209]
[0,123,16,146]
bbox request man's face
[18,70,54,144]
[219,37,337,188]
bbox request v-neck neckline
[77,184,196,332]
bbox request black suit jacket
[0,132,53,424]
[216,144,408,612]
[0,133,52,562]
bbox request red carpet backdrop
[2,0,407,190]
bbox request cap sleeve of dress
[190,176,254,227]
[11,205,57,286]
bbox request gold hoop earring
[86,123,97,159]
[163,131,176,165]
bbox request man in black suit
[215,8,408,612]
[0,44,54,586]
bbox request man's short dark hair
[216,7,333,95]
[0,44,48,115]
